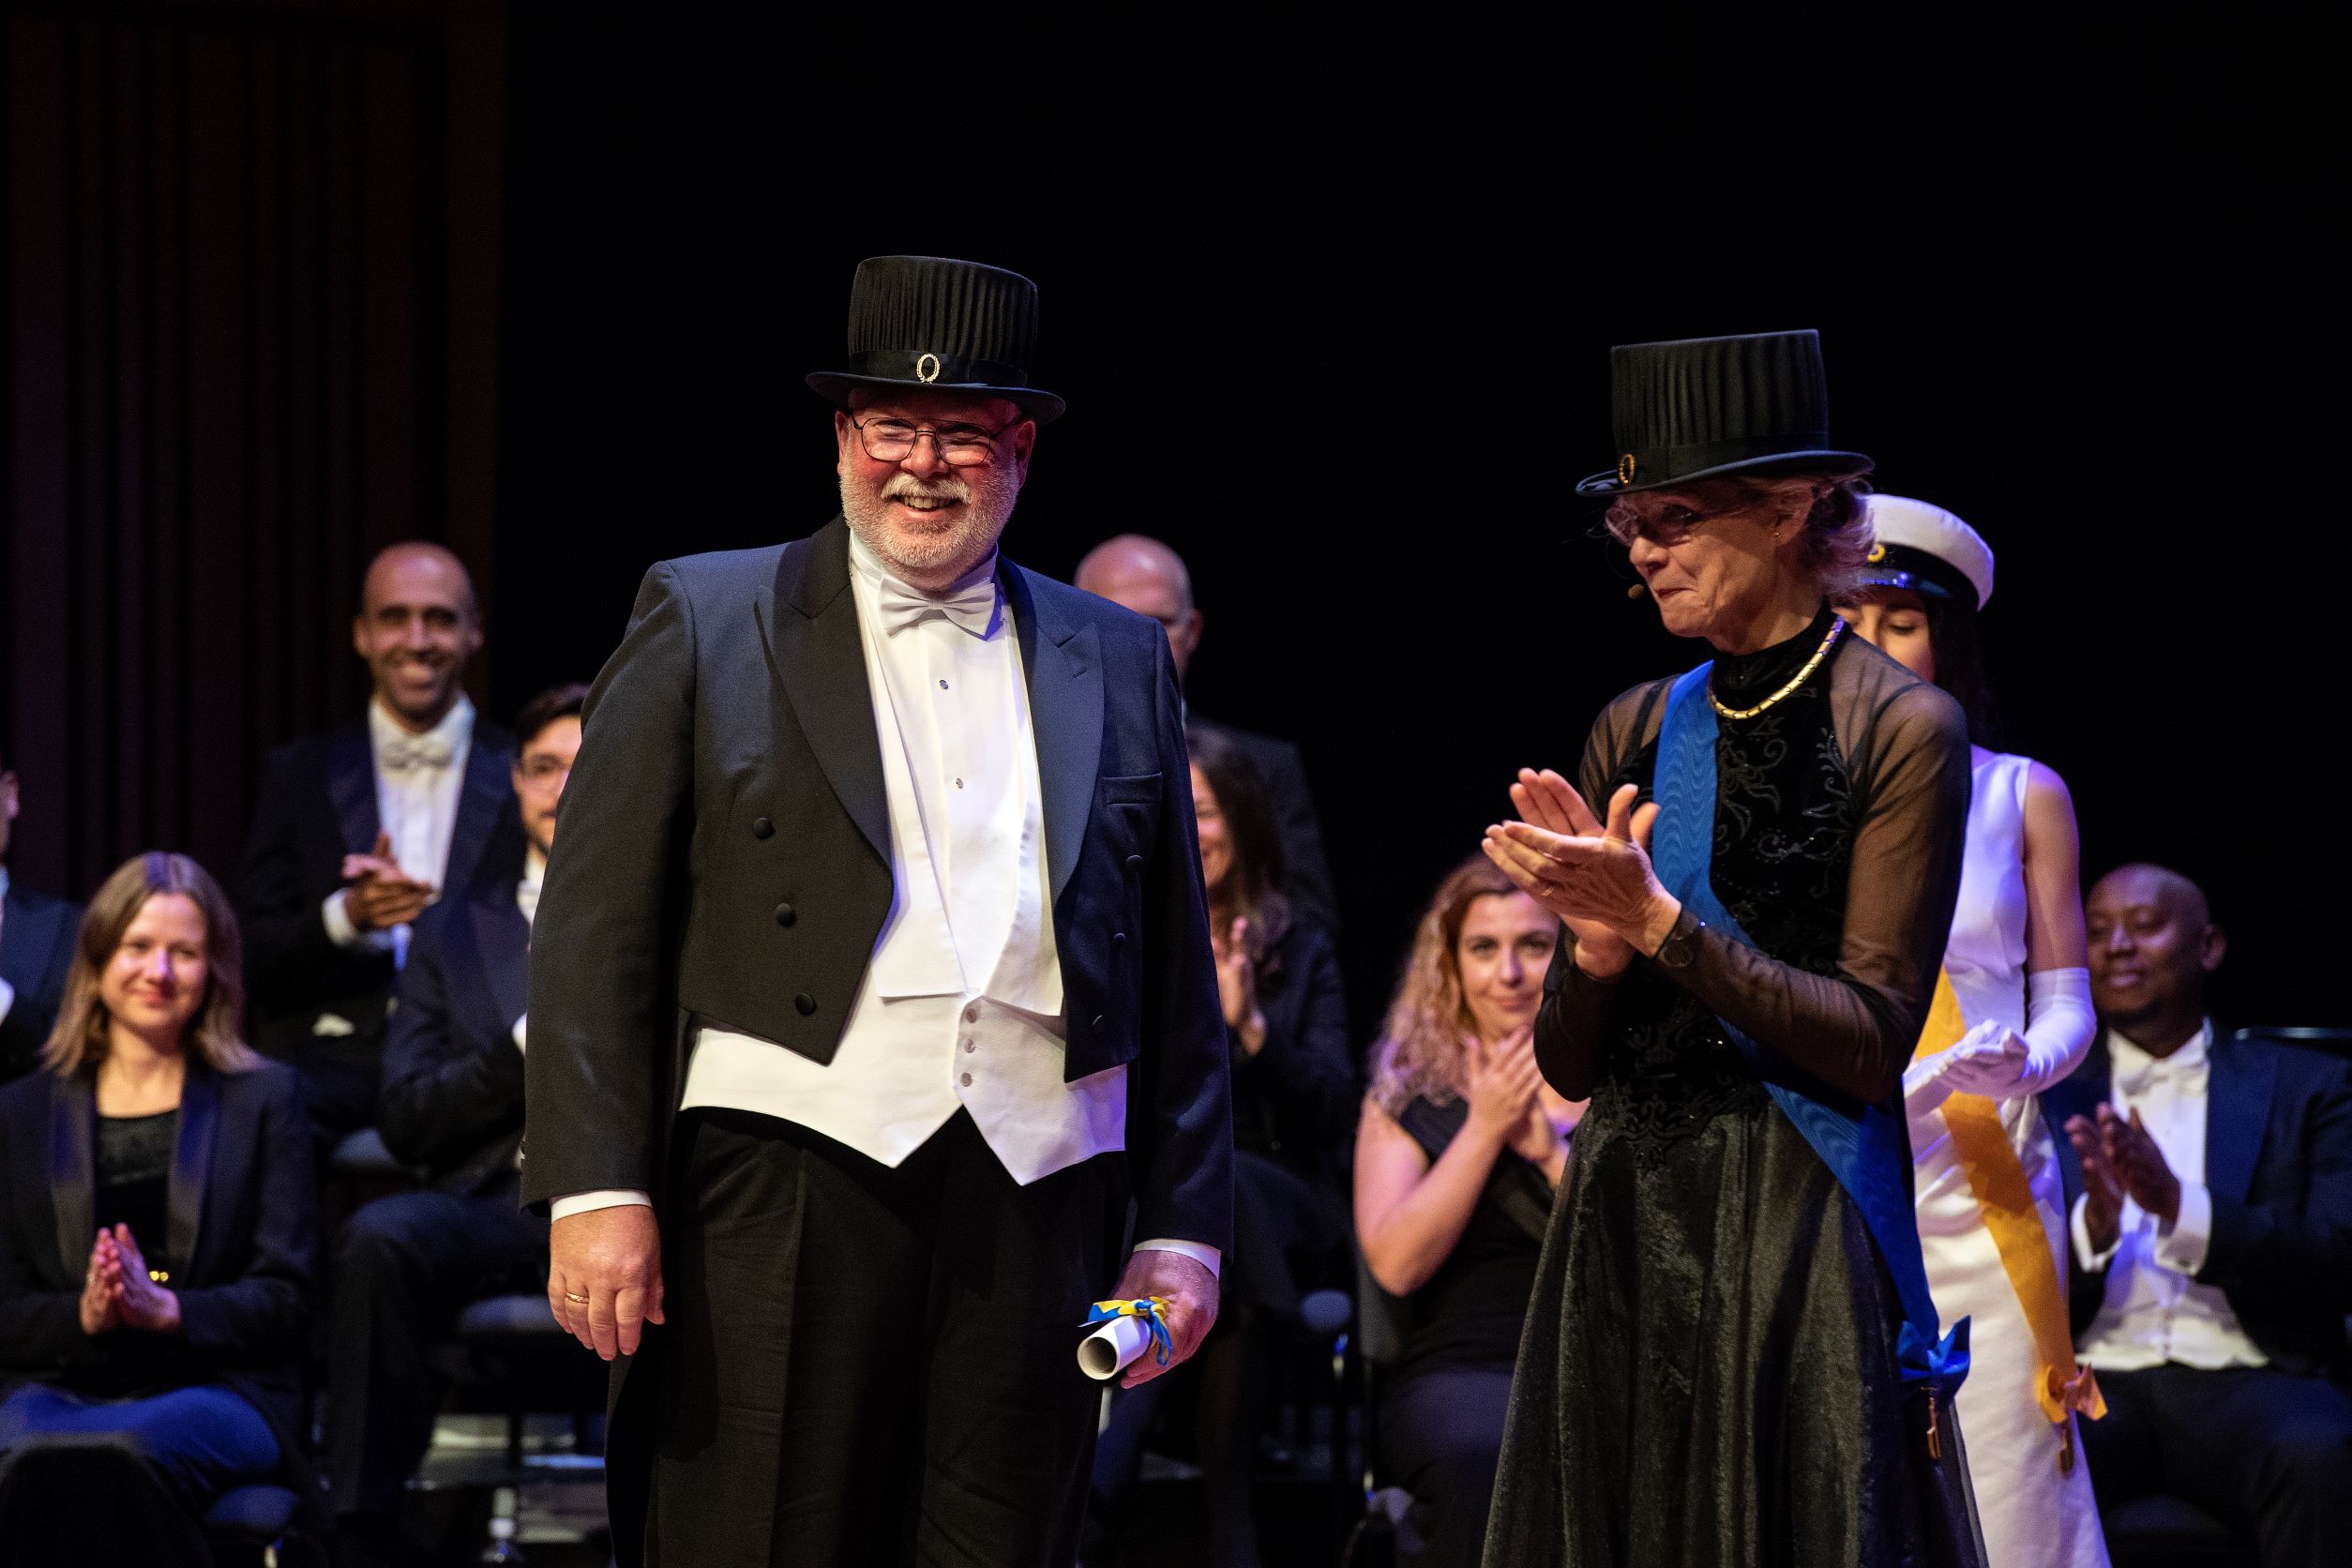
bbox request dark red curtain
[4,4,505,901]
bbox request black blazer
[0,1061,315,1469]
[1188,719,1338,937]
[1230,918,1354,1172]
[2047,1025,2352,1379]
[0,880,82,1083]
[524,519,1233,1254]
[234,716,519,1057]
[380,885,532,1199]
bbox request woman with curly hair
[1479,332,1985,1565]
[1354,855,1582,1568]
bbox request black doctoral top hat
[1576,328,1871,496]
[806,255,1065,424]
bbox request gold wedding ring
[564,1291,591,1304]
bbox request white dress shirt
[2073,1023,2269,1370]
[0,867,15,1028]
[322,695,476,964]
[550,539,1216,1275]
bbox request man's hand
[107,1223,181,1334]
[341,831,435,932]
[79,1230,121,1336]
[1111,1248,1219,1390]
[550,1204,665,1361]
[2102,1104,2182,1229]
[2065,1112,2126,1254]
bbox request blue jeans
[0,1382,279,1508]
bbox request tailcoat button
[794,992,817,1016]
[1125,854,1143,871]
[1111,932,1127,949]
[1092,1015,1106,1032]
[775,902,796,927]
[752,816,774,839]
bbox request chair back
[1352,1247,1410,1367]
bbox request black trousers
[645,1108,1126,1568]
[326,1187,549,1519]
[1377,1362,1514,1568]
[2081,1363,2352,1568]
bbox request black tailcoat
[234,716,519,1075]
[523,519,1233,1560]
[2046,1025,2352,1378]
[0,880,82,1083]
[380,887,533,1199]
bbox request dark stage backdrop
[7,11,2338,1043]
[492,23,2342,1038]
[2,3,504,897]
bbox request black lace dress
[1482,609,1981,1568]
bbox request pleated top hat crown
[807,254,1065,424]
[1859,494,1995,611]
[1577,328,1871,495]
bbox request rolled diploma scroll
[1077,1313,1153,1380]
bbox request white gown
[1909,750,2109,1568]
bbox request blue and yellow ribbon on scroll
[1080,1296,1174,1378]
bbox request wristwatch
[1654,912,1707,971]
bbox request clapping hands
[1483,770,1674,977]
[1211,916,1268,1055]
[341,830,434,932]
[2065,1103,2182,1253]
[78,1223,180,1336]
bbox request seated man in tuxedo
[1076,534,1338,933]
[0,741,82,1082]
[324,684,582,1566]
[235,543,520,1153]
[2051,862,2352,1568]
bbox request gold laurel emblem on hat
[915,353,942,384]
[1867,542,1887,564]
[1617,453,1636,485]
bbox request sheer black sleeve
[1532,680,1668,1100]
[1660,655,1970,1103]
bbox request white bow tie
[380,732,455,774]
[876,576,999,638]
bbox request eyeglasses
[848,415,1015,468]
[1603,502,1711,548]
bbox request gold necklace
[1710,617,1844,721]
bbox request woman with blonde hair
[1355,855,1580,1568]
[0,853,315,1564]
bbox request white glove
[1903,968,2096,1109]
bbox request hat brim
[1575,449,1875,497]
[807,371,1065,425]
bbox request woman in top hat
[1836,496,2107,1568]
[1478,330,1986,1566]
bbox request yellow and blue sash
[1652,663,1969,1400]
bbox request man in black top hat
[523,255,1232,1567]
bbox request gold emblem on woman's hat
[1617,453,1637,485]
[916,353,942,384]
[1867,542,1887,564]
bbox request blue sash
[1651,663,1968,1399]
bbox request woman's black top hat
[806,255,1065,424]
[1576,328,1871,496]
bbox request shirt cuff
[2154,1182,2213,1275]
[1134,1238,1221,1279]
[2070,1194,2120,1273]
[0,974,14,1028]
[321,889,394,953]
[511,1014,527,1053]
[550,1189,653,1221]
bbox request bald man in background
[237,543,521,1153]
[2046,863,2352,1567]
[1076,535,1337,933]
